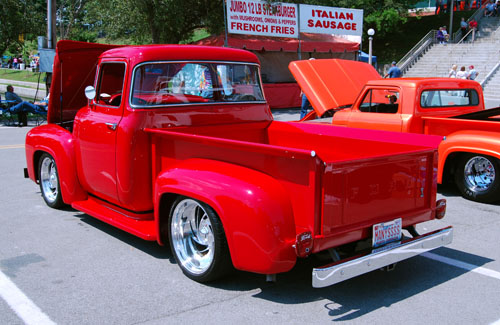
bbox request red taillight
[435,199,446,219]
[294,231,313,257]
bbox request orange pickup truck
[291,59,500,203]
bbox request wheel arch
[438,131,500,184]
[154,158,297,274]
[26,124,87,204]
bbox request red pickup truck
[291,59,500,203]
[24,41,452,287]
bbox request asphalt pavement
[1,120,500,324]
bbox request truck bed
[146,121,442,251]
[423,106,500,137]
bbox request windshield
[131,62,265,107]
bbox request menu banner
[299,4,363,37]
[227,0,299,38]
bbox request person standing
[300,91,313,119]
[460,18,468,38]
[384,61,402,78]
[299,57,316,119]
[449,64,458,78]
[435,0,440,14]
[470,19,478,38]
[456,66,468,79]
[468,65,479,80]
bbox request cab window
[96,63,126,107]
[420,89,479,108]
[358,89,399,114]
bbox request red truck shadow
[73,210,491,321]
[249,247,492,320]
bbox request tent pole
[298,34,302,60]
[297,5,302,60]
[223,0,228,47]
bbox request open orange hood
[289,59,381,116]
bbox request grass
[181,29,211,44]
[0,68,45,83]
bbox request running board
[72,197,157,241]
[312,226,453,288]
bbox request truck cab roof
[100,44,260,64]
[47,41,262,124]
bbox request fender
[155,158,297,274]
[25,124,87,204]
[438,130,500,183]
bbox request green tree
[85,0,225,44]
[275,0,422,39]
[0,0,45,56]
[57,0,92,40]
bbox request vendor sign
[227,0,299,38]
[299,4,363,37]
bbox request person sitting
[442,26,449,42]
[5,85,47,126]
[436,27,445,44]
[485,0,496,16]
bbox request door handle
[105,123,117,131]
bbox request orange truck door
[346,88,402,132]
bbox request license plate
[372,218,402,248]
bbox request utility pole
[46,0,56,97]
[449,0,454,42]
[47,0,57,49]
[223,0,228,47]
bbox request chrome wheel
[455,153,500,203]
[38,153,63,208]
[464,156,495,193]
[40,156,59,203]
[170,199,215,275]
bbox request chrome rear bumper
[312,226,453,288]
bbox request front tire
[168,197,232,282]
[38,153,64,208]
[454,153,500,203]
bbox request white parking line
[0,144,24,149]
[0,270,55,325]
[422,252,500,280]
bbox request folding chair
[32,106,47,126]
[0,99,17,126]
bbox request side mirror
[85,86,96,100]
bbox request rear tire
[38,153,64,208]
[454,153,500,203]
[168,196,232,282]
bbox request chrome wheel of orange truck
[455,154,500,203]
[169,197,232,282]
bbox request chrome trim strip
[312,227,453,288]
[129,60,264,109]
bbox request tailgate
[321,149,436,236]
